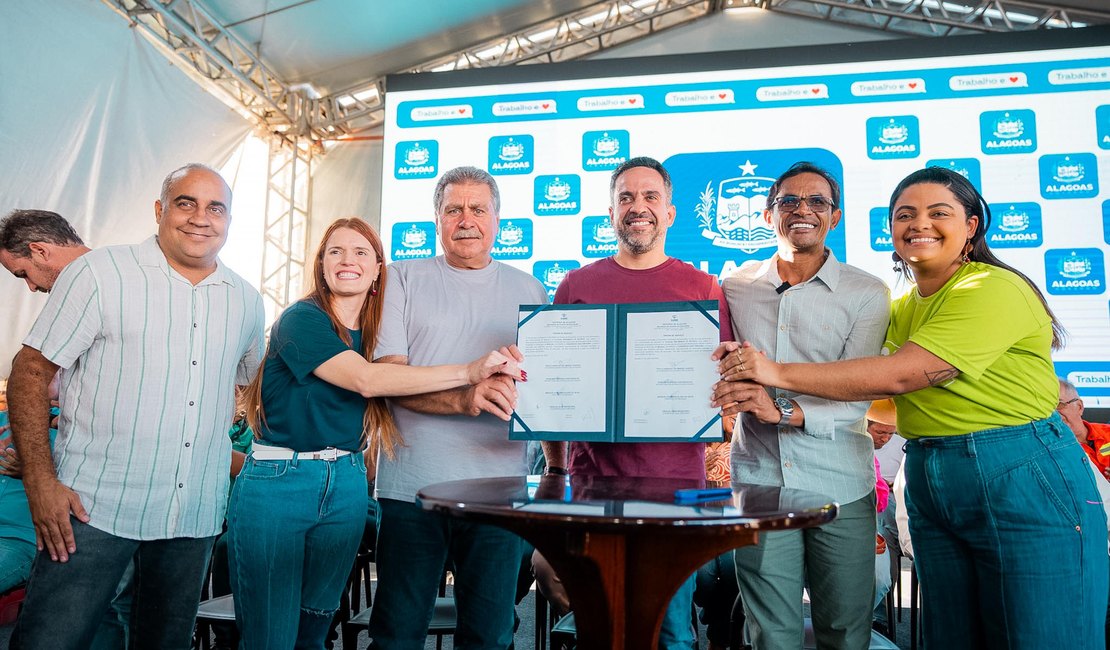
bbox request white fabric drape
[0,1,252,377]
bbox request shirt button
[189,401,195,406]
[185,442,191,448]
[780,325,787,331]
[193,323,198,328]
[192,361,197,366]
[784,461,792,468]
[178,483,184,488]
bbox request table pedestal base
[510,522,759,650]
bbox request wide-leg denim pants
[904,413,1109,649]
[228,452,368,649]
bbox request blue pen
[674,487,733,502]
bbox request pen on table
[674,487,733,502]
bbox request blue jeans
[660,573,697,650]
[368,498,522,650]
[904,413,1109,648]
[12,519,214,650]
[227,452,368,650]
[0,536,35,592]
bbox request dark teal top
[259,299,365,452]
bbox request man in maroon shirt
[536,156,732,650]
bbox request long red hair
[241,218,399,459]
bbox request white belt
[251,442,353,462]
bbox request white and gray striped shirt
[24,236,264,540]
[724,252,890,505]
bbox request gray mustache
[453,228,482,240]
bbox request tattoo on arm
[924,367,960,386]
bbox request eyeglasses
[1057,397,1080,409]
[772,194,834,213]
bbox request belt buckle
[314,448,339,461]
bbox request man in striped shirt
[8,163,265,650]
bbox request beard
[615,222,660,255]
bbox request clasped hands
[467,344,526,421]
[710,341,784,425]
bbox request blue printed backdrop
[581,215,619,258]
[1097,105,1110,150]
[532,260,581,300]
[866,115,920,160]
[663,149,845,279]
[1044,248,1105,296]
[1039,153,1099,200]
[925,157,982,190]
[582,130,629,171]
[979,109,1037,155]
[986,202,1042,248]
[390,221,436,260]
[533,174,582,216]
[394,140,438,179]
[491,218,533,260]
[869,207,894,252]
[381,41,1110,404]
[488,135,534,175]
[1103,200,1110,245]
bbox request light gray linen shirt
[724,252,890,505]
[24,236,264,540]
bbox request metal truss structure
[104,0,1108,140]
[733,0,1110,36]
[260,138,311,321]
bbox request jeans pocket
[243,458,291,480]
[987,450,1082,530]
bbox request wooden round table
[417,475,837,649]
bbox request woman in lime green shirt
[713,167,1106,648]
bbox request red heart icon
[811,88,820,94]
[629,98,637,104]
[908,82,917,88]
[542,103,549,109]
[1009,76,1018,82]
[458,108,466,114]
[718,93,727,99]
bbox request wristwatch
[773,397,795,425]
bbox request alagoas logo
[582,130,629,171]
[986,202,1042,248]
[487,135,534,175]
[1039,153,1099,199]
[1097,106,1110,150]
[663,148,847,279]
[581,215,618,258]
[491,219,533,260]
[925,158,982,190]
[532,260,580,299]
[390,222,435,260]
[533,175,581,216]
[867,116,920,160]
[980,109,1037,155]
[692,159,777,254]
[1103,200,1110,245]
[869,208,893,251]
[1044,248,1105,295]
[394,141,438,179]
